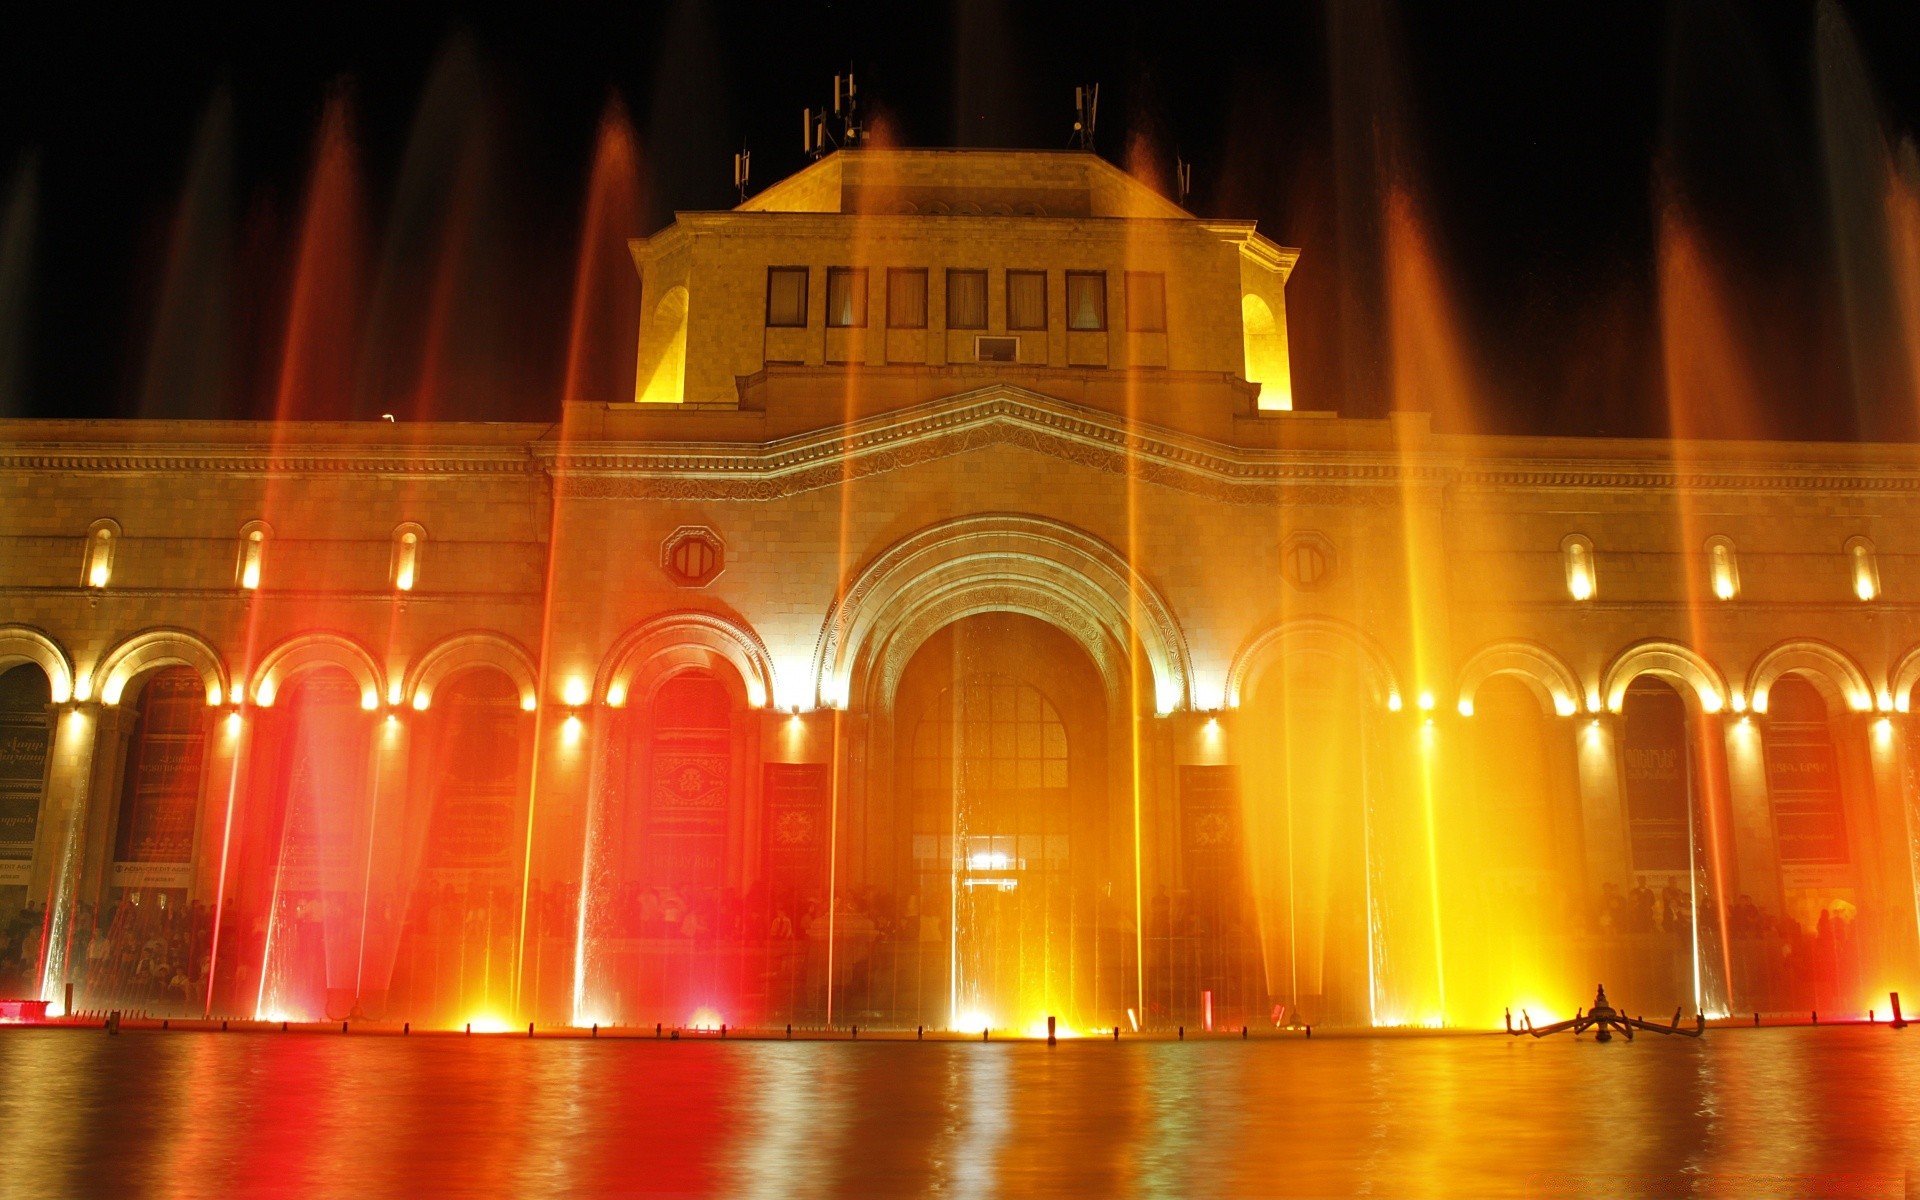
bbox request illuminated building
[0,148,1915,1029]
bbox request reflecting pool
[0,1026,1913,1197]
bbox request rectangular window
[1006,270,1047,330]
[887,268,928,329]
[946,269,987,329]
[826,267,868,328]
[766,267,808,327]
[976,335,1018,362]
[1066,271,1106,331]
[1125,271,1167,332]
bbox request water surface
[0,1026,1912,1197]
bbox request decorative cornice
[7,389,1920,501]
[0,444,542,476]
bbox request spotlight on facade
[562,714,584,746]
[563,678,590,707]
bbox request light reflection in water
[0,1029,1915,1196]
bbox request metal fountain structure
[1506,985,1705,1042]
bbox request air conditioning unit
[975,335,1018,363]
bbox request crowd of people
[1591,879,1864,1012]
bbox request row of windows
[1561,534,1884,602]
[79,520,426,593]
[766,267,1168,334]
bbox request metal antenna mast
[1071,83,1099,150]
[803,67,865,161]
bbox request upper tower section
[626,148,1298,416]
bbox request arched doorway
[245,669,375,1021]
[0,664,53,997]
[390,667,532,1026]
[1447,674,1582,1021]
[1761,674,1860,1010]
[1617,676,1724,1013]
[599,664,756,1027]
[1239,658,1375,1027]
[86,666,211,1014]
[885,613,1111,1032]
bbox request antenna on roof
[1176,155,1192,208]
[1071,83,1099,150]
[734,145,751,203]
[804,67,864,161]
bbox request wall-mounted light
[1562,534,1596,601]
[563,677,590,707]
[1706,536,1739,601]
[82,520,119,589]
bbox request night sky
[3,1,1919,438]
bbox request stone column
[1573,715,1633,895]
[1861,713,1920,995]
[1721,716,1784,915]
[32,702,102,1007]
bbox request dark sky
[3,1,1919,438]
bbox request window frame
[825,266,869,329]
[1124,271,1168,332]
[1005,269,1049,331]
[1065,270,1108,332]
[886,267,929,330]
[765,266,810,328]
[945,268,989,330]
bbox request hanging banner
[0,711,49,886]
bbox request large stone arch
[815,514,1191,715]
[251,632,384,710]
[1893,644,1920,713]
[1601,639,1727,714]
[404,631,539,713]
[598,610,776,711]
[0,625,75,703]
[1745,639,1874,715]
[96,627,229,707]
[1224,616,1401,710]
[1456,640,1582,717]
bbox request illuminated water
[1,1026,1912,1197]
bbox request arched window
[1845,536,1880,602]
[83,519,120,588]
[912,675,1069,909]
[0,664,53,888]
[236,521,270,590]
[1705,535,1740,601]
[1762,676,1848,866]
[390,523,425,592]
[1561,534,1596,601]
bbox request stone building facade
[2,149,1917,1030]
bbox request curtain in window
[1066,272,1105,330]
[1125,272,1166,332]
[947,269,987,329]
[766,268,808,326]
[888,269,928,328]
[827,268,868,327]
[1006,271,1047,330]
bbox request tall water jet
[359,35,509,422]
[1815,0,1914,443]
[565,96,643,405]
[138,91,236,420]
[271,90,368,423]
[0,153,38,418]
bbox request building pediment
[542,385,1405,505]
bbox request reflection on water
[0,1027,1913,1197]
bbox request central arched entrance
[885,613,1112,1033]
